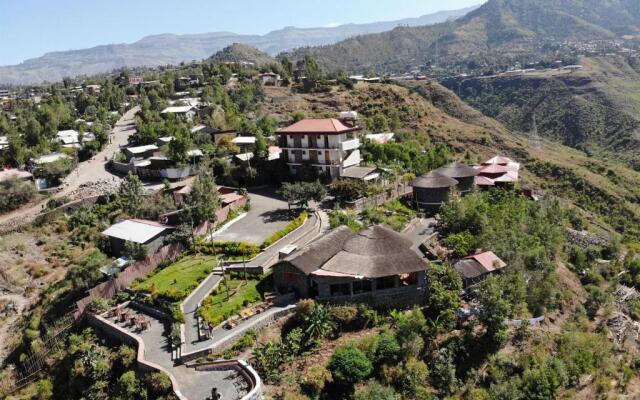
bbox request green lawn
[199,273,272,326]
[132,254,217,301]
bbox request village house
[191,125,238,144]
[232,136,257,153]
[56,129,96,149]
[273,224,428,307]
[433,162,479,194]
[410,171,458,211]
[102,219,174,257]
[365,132,395,144]
[122,144,159,161]
[339,165,388,185]
[474,156,520,188]
[161,105,196,121]
[278,117,362,179]
[256,72,282,86]
[0,168,34,184]
[454,251,507,287]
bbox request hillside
[208,44,275,66]
[0,5,477,85]
[260,81,640,240]
[285,0,640,73]
[440,57,640,157]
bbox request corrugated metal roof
[102,219,173,244]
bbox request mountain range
[286,0,640,73]
[0,5,478,85]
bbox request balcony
[340,138,360,151]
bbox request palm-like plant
[303,304,335,342]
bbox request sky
[0,0,481,66]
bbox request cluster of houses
[410,157,520,211]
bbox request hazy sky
[0,0,482,66]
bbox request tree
[423,263,462,333]
[167,127,192,166]
[125,240,148,261]
[115,371,143,400]
[184,163,220,227]
[328,345,373,385]
[119,172,143,217]
[34,378,54,400]
[477,276,512,346]
[278,181,327,208]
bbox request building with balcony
[278,118,362,179]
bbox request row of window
[329,273,419,296]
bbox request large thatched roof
[434,162,479,179]
[411,171,458,189]
[284,224,427,278]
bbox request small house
[161,105,196,121]
[410,171,458,211]
[454,251,507,286]
[102,219,174,257]
[123,144,159,161]
[340,165,386,184]
[433,162,479,194]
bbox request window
[330,283,351,296]
[376,276,396,291]
[352,279,372,294]
[400,272,419,286]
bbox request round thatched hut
[434,162,479,194]
[410,171,458,211]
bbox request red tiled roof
[478,164,510,174]
[466,251,506,272]
[482,156,513,165]
[474,176,495,186]
[278,118,360,134]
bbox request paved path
[0,106,140,228]
[105,308,247,400]
[210,187,291,245]
[224,207,326,272]
[183,272,223,351]
[403,217,437,255]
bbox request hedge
[261,211,308,249]
[195,240,261,259]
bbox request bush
[195,240,260,258]
[332,305,358,330]
[262,211,308,248]
[375,332,400,365]
[301,365,332,397]
[145,372,172,397]
[353,380,399,400]
[328,345,373,385]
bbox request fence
[343,185,412,211]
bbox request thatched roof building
[273,225,428,306]
[410,171,458,211]
[434,162,479,193]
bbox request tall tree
[118,172,144,217]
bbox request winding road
[0,106,140,230]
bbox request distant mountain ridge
[0,5,479,85]
[285,0,640,73]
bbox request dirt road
[0,106,140,230]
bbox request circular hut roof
[343,224,413,256]
[411,171,458,189]
[434,162,479,179]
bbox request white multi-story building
[278,118,362,179]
